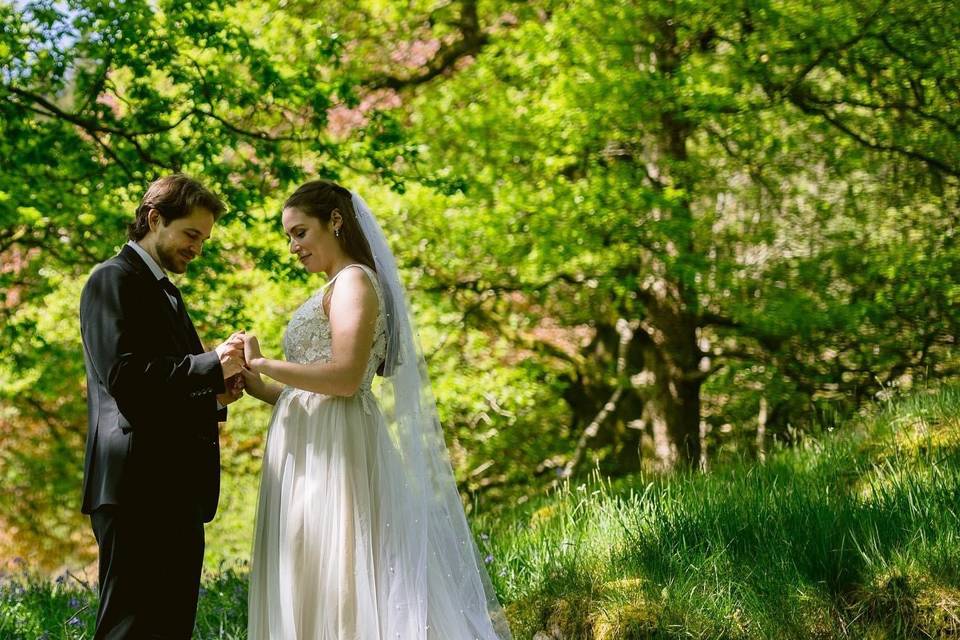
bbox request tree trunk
[638,311,704,469]
[641,15,705,469]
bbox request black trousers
[90,505,205,640]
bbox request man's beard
[155,240,186,274]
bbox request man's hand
[217,373,245,406]
[216,332,246,379]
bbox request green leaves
[0,0,957,565]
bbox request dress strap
[321,264,383,312]
[321,263,364,290]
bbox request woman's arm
[245,267,380,397]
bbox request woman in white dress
[239,180,511,639]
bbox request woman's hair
[282,180,376,271]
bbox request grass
[479,384,960,639]
[3,385,960,639]
[0,564,250,639]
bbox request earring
[335,228,341,238]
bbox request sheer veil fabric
[246,191,511,639]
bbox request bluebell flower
[68,617,81,626]
[484,554,494,565]
[68,596,81,609]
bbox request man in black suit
[80,174,246,639]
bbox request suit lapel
[117,245,194,353]
[176,296,204,354]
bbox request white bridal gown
[248,263,506,639]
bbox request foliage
[0,0,958,571]
[387,0,960,470]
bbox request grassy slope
[3,385,959,639]
[481,385,960,639]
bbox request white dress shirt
[127,241,178,310]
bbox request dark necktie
[158,277,193,336]
[158,276,182,310]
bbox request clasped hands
[214,331,266,406]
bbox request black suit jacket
[80,245,226,522]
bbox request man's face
[152,207,215,274]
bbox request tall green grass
[3,385,959,639]
[480,385,960,638]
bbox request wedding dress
[247,254,511,639]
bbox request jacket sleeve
[80,263,226,429]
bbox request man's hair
[127,174,225,241]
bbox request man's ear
[147,208,163,232]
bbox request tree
[383,0,960,471]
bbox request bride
[239,180,512,639]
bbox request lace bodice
[282,264,387,400]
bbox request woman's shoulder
[328,264,381,305]
[340,264,379,289]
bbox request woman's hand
[239,366,266,401]
[239,336,284,405]
[243,333,265,372]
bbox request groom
[80,174,245,639]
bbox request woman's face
[282,207,340,274]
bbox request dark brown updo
[283,180,376,272]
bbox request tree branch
[786,87,959,176]
[365,0,489,91]
[557,318,636,480]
